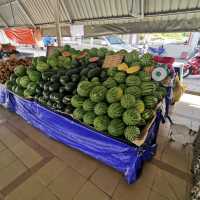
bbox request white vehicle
[62,35,134,52]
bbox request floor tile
[90,165,121,196]
[152,168,187,200]
[0,125,21,148]
[0,160,27,190]
[48,166,86,200]
[0,141,6,152]
[161,141,188,173]
[74,181,109,200]
[34,188,58,200]
[148,190,168,200]
[58,148,99,178]
[113,179,151,200]
[136,162,158,188]
[35,157,66,186]
[5,176,45,200]
[11,141,42,168]
[0,149,17,169]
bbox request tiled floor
[0,103,193,200]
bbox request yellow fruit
[117,63,128,71]
[126,65,141,74]
[144,66,154,74]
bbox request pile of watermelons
[5,45,167,143]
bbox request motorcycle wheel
[183,68,192,78]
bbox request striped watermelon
[107,102,124,119]
[122,109,141,125]
[124,126,141,142]
[120,94,136,109]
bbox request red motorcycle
[183,51,200,78]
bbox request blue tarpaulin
[0,85,162,184]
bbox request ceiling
[0,0,200,36]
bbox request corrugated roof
[0,0,200,35]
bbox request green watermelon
[108,119,125,137]
[14,65,26,76]
[73,108,85,120]
[90,86,107,103]
[71,95,85,108]
[114,72,126,83]
[126,75,141,86]
[83,111,96,125]
[77,81,93,97]
[93,115,110,131]
[83,99,96,111]
[142,109,155,121]
[107,102,124,119]
[122,109,141,125]
[124,126,141,142]
[106,87,123,103]
[94,102,108,115]
[19,76,30,88]
[107,68,117,77]
[120,94,136,109]
[135,100,145,113]
[144,96,158,108]
[124,86,141,98]
[141,82,156,96]
[28,70,41,82]
[103,77,117,89]
[138,71,151,81]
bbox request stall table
[0,84,163,184]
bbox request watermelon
[107,102,124,119]
[142,109,155,121]
[138,71,151,81]
[93,115,110,131]
[126,75,141,86]
[135,100,145,113]
[71,95,85,108]
[124,86,141,98]
[90,86,107,102]
[124,126,141,142]
[14,65,26,76]
[106,87,123,103]
[108,119,125,137]
[77,81,93,97]
[144,96,158,108]
[122,109,141,125]
[120,94,136,109]
[94,102,108,115]
[73,108,85,120]
[83,99,96,111]
[118,84,126,91]
[141,82,156,96]
[107,68,117,77]
[83,111,96,125]
[103,77,117,89]
[19,76,30,88]
[114,72,126,83]
[28,70,41,82]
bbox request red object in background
[153,56,175,72]
[4,28,36,45]
[184,52,200,75]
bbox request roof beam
[0,14,8,27]
[16,0,35,27]
[60,0,72,24]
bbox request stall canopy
[0,0,200,36]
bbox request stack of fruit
[5,45,167,143]
[0,58,31,84]
[71,66,166,142]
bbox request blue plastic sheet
[0,85,162,184]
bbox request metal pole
[55,0,62,47]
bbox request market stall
[0,45,172,183]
